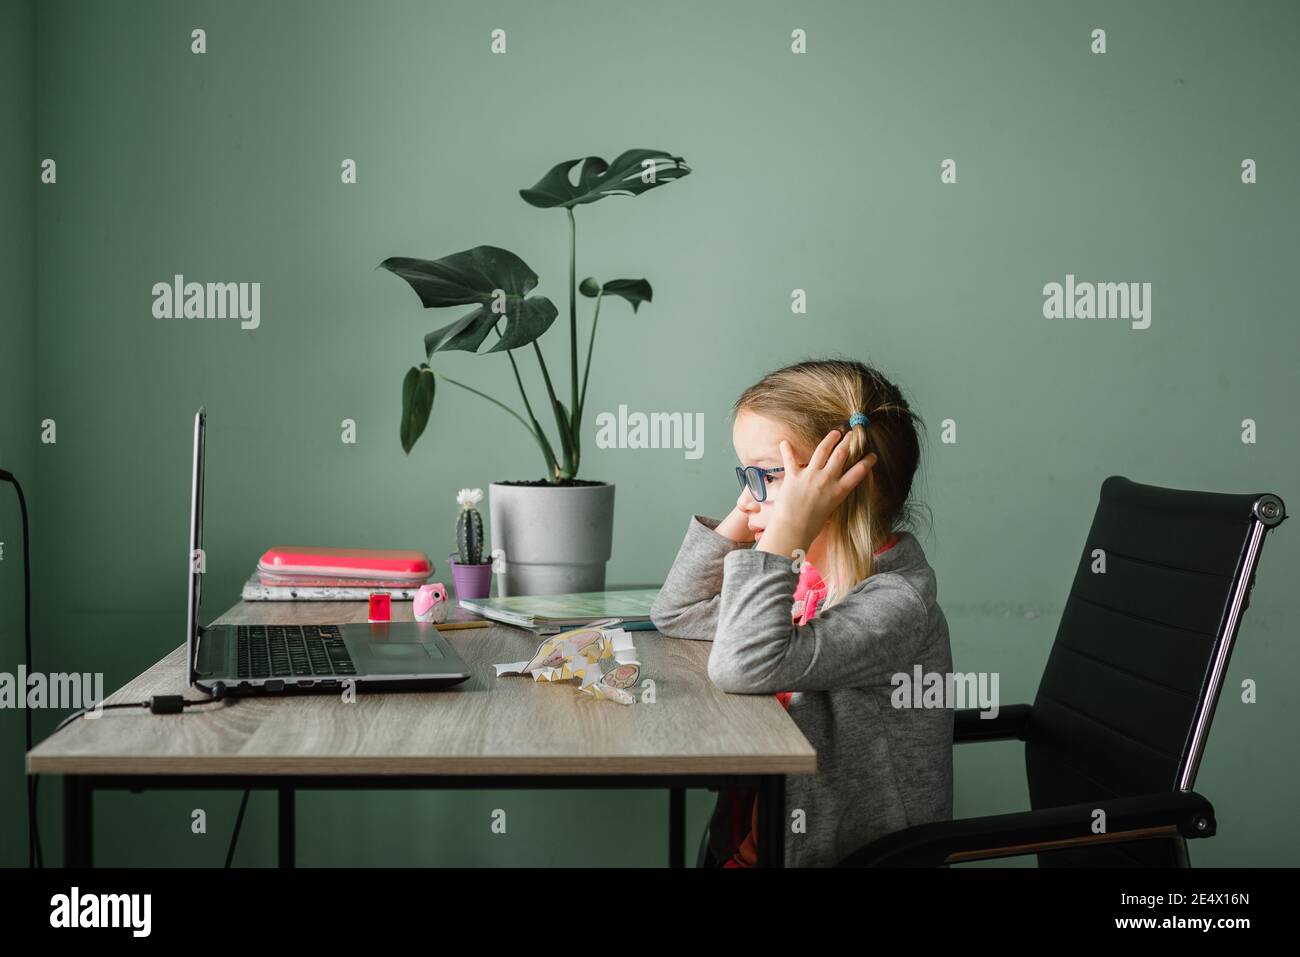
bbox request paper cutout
[495,626,640,705]
[580,682,636,705]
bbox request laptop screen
[185,408,206,686]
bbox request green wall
[2,0,1297,866]
[0,0,36,868]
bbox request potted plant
[382,149,691,595]
[448,488,492,600]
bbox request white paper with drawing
[495,625,641,704]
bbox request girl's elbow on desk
[649,606,710,642]
[707,656,754,694]
[648,594,681,635]
[707,659,786,695]
[707,626,791,694]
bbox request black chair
[699,476,1287,867]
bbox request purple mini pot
[448,558,493,600]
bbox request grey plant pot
[488,482,615,597]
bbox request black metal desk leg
[278,786,295,868]
[669,788,685,868]
[63,776,93,868]
[757,775,785,868]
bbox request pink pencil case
[258,546,433,582]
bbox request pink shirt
[778,535,898,708]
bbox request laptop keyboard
[236,625,357,680]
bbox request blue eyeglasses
[736,465,785,503]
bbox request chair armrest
[837,790,1216,867]
[954,703,1032,743]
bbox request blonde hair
[734,358,927,609]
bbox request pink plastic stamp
[368,591,392,622]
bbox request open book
[458,588,659,633]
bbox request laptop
[186,408,472,697]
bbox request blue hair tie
[848,411,869,428]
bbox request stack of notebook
[242,546,435,601]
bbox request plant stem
[438,375,533,435]
[567,207,578,421]
[531,341,575,478]
[531,341,562,412]
[578,290,604,422]
[499,338,560,478]
[478,321,559,478]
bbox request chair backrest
[1026,476,1285,866]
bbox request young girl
[649,358,953,868]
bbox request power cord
[38,690,234,869]
[2,467,234,868]
[226,788,252,867]
[48,688,231,736]
[1,469,36,868]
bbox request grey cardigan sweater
[649,515,954,867]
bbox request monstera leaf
[579,277,653,313]
[519,150,691,209]
[400,364,436,455]
[380,245,558,356]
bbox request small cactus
[455,487,485,564]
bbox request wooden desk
[28,599,816,867]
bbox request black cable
[0,469,35,868]
[49,693,231,736]
[3,468,236,868]
[34,694,231,869]
[225,788,252,868]
[30,775,42,867]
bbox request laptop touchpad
[368,642,443,660]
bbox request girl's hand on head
[755,430,876,558]
[715,503,756,544]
